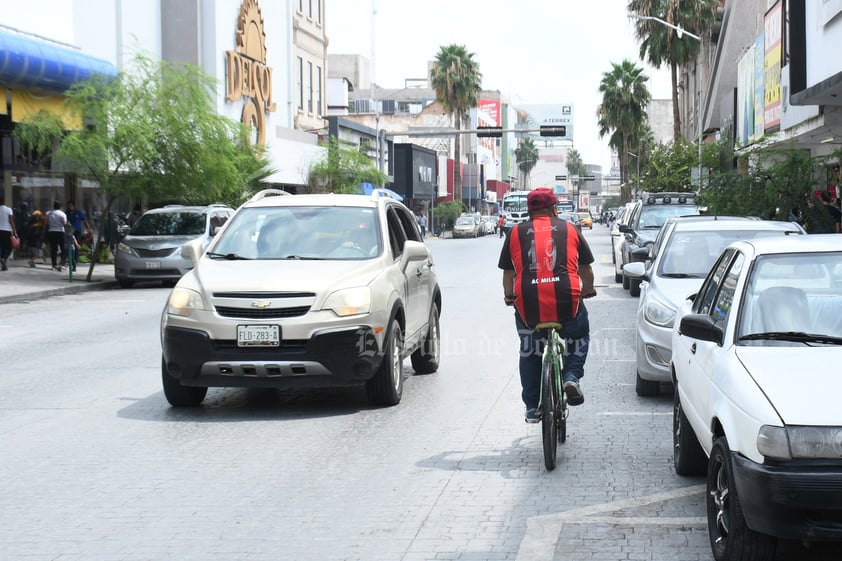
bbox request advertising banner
[764,1,782,130]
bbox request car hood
[736,347,842,425]
[192,257,385,294]
[650,277,703,309]
[123,235,205,250]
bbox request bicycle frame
[536,322,568,470]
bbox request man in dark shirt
[498,188,596,423]
[821,190,841,233]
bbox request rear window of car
[131,211,207,236]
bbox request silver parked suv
[115,204,234,287]
[160,189,442,407]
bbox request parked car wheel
[673,391,707,475]
[411,303,440,374]
[614,272,622,283]
[366,319,404,406]
[707,437,777,561]
[161,357,207,407]
[622,273,630,290]
[118,279,134,289]
[635,370,660,397]
[629,278,641,297]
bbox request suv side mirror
[401,240,429,265]
[619,224,631,233]
[181,238,205,266]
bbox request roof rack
[248,189,292,203]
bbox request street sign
[555,175,567,180]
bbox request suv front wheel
[366,319,404,406]
[161,357,207,406]
[411,303,440,374]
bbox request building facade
[0,0,326,214]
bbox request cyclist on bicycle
[498,187,596,423]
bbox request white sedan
[671,235,842,560]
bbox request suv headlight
[324,287,371,317]
[167,287,206,316]
[758,425,842,460]
[643,296,676,327]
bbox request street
[1,226,838,561]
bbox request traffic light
[476,126,503,138]
[540,125,567,137]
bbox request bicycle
[535,321,568,471]
[535,291,596,471]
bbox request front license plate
[145,261,161,270]
[237,325,280,347]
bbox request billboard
[518,104,574,141]
[764,1,783,130]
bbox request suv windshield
[212,206,381,260]
[131,211,207,236]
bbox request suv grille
[214,305,311,319]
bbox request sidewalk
[0,254,118,304]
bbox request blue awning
[0,30,117,93]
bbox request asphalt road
[1,225,839,561]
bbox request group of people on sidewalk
[0,198,95,273]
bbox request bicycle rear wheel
[541,354,559,470]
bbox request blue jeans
[515,305,590,409]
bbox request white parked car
[671,235,842,560]
[623,216,804,396]
[161,189,441,408]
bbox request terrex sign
[225,0,277,145]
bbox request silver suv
[160,189,441,407]
[115,204,233,287]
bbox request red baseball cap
[527,187,556,211]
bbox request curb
[0,279,120,305]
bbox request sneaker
[1,260,6,271]
[564,381,585,406]
[524,408,541,424]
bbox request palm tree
[628,0,719,142]
[597,60,651,202]
[566,148,587,205]
[430,44,482,204]
[514,138,539,190]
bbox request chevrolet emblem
[251,301,271,309]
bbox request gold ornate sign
[225,0,276,145]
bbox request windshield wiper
[282,255,325,260]
[661,273,694,278]
[738,331,842,345]
[206,251,251,260]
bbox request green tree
[429,44,482,204]
[597,60,651,202]
[306,137,388,194]
[13,54,271,280]
[702,148,838,233]
[629,0,719,141]
[641,138,719,193]
[432,200,464,233]
[514,137,539,189]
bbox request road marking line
[516,485,705,561]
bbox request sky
[327,0,672,172]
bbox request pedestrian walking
[27,207,46,267]
[45,201,68,271]
[0,196,18,271]
[417,212,427,237]
[497,214,505,238]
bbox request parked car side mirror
[623,261,648,282]
[619,224,631,233]
[679,314,723,346]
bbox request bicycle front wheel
[541,354,559,470]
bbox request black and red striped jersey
[498,215,594,328]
